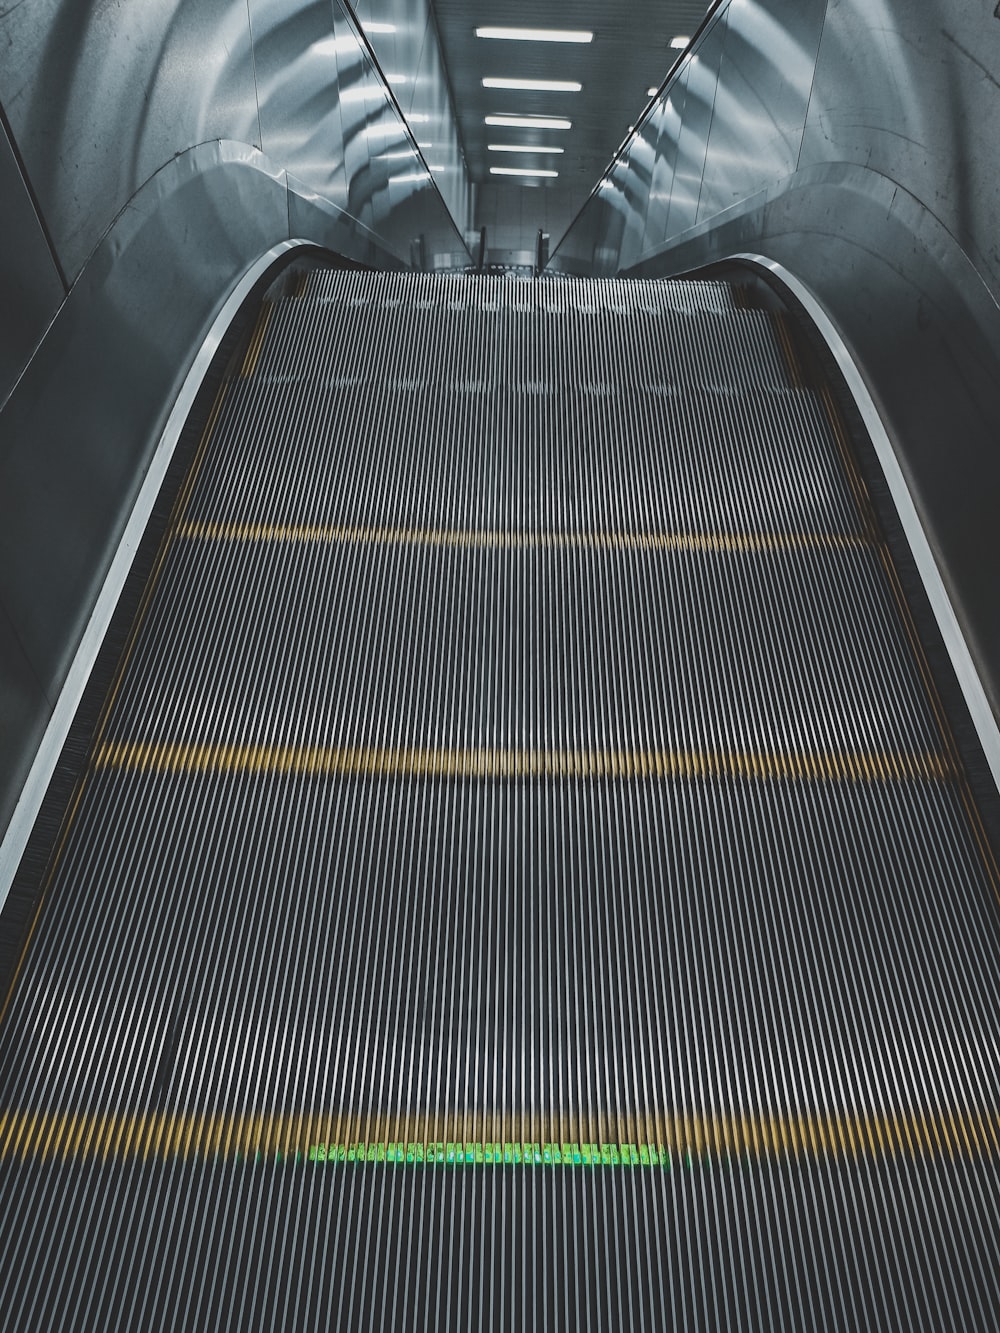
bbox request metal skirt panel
[1,272,999,1332]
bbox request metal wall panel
[591,172,630,278]
[640,80,688,254]
[249,0,353,210]
[696,0,823,220]
[617,119,657,271]
[0,116,64,410]
[250,0,465,250]
[664,53,715,236]
[408,16,471,240]
[352,0,472,242]
[0,0,471,285]
[554,0,998,305]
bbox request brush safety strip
[2,1108,995,1165]
[93,741,958,783]
[176,519,871,553]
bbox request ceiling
[431,0,713,205]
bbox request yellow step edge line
[0,1108,996,1165]
[774,311,806,391]
[239,303,274,379]
[93,741,959,784]
[175,520,871,553]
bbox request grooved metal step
[1,271,998,1332]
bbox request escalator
[1,267,999,1329]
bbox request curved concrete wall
[0,0,472,849]
[553,0,1000,759]
[0,0,471,402]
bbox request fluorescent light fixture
[475,27,592,43]
[647,87,659,97]
[670,35,691,48]
[362,21,396,33]
[488,144,565,154]
[490,166,559,178]
[483,77,581,92]
[417,141,434,148]
[394,171,430,184]
[430,165,447,172]
[385,73,409,83]
[485,114,572,130]
[408,113,430,123]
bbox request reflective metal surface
[554,0,1000,310]
[696,0,822,221]
[551,0,1000,767]
[555,0,823,273]
[250,0,353,213]
[665,26,722,240]
[640,74,687,254]
[354,0,472,242]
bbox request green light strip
[308,1141,670,1166]
[4,1108,995,1164]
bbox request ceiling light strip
[485,115,572,130]
[483,77,581,92]
[475,27,593,43]
[488,144,565,154]
[489,166,559,178]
